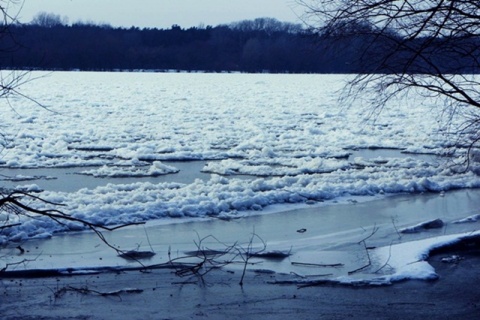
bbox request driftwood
[54,285,143,300]
[248,250,291,260]
[118,250,156,260]
[400,219,445,234]
[291,262,344,268]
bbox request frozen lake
[1,71,479,244]
[1,71,480,284]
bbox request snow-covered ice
[2,72,473,169]
[1,72,479,234]
[78,161,179,178]
[366,230,480,284]
[1,71,480,283]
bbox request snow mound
[78,161,179,178]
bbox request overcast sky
[17,0,303,28]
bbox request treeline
[0,17,331,73]
[0,15,382,73]
[0,14,478,74]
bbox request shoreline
[1,247,478,320]
[1,189,480,319]
[1,189,480,278]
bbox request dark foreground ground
[1,249,479,320]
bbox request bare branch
[298,0,480,171]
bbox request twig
[391,217,402,240]
[143,226,154,252]
[1,253,41,272]
[348,225,379,275]
[358,224,379,244]
[290,271,333,278]
[0,222,21,230]
[0,189,149,267]
[55,285,143,300]
[166,233,237,283]
[374,241,393,273]
[164,230,269,287]
[238,229,266,286]
[348,242,372,275]
[291,262,344,268]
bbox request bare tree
[298,0,480,168]
[30,11,68,27]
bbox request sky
[16,0,303,29]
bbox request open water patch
[0,161,212,192]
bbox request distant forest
[1,13,477,73]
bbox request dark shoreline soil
[1,249,479,320]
